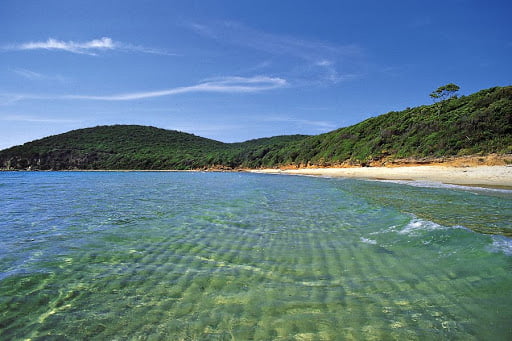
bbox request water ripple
[0,172,511,339]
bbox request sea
[1,171,511,340]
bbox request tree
[430,83,460,102]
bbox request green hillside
[0,86,510,170]
[0,125,308,170]
[244,85,512,167]
[0,125,225,170]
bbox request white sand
[250,165,512,188]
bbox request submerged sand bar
[250,165,512,188]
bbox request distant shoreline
[248,165,512,189]
[2,164,512,189]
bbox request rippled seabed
[1,172,511,340]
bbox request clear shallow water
[0,171,511,340]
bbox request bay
[0,171,511,340]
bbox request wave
[490,235,512,256]
[398,217,453,235]
[373,179,512,194]
[397,217,512,257]
[360,237,377,245]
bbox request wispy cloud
[67,76,286,100]
[188,21,361,59]
[3,37,174,56]
[0,94,25,106]
[187,23,218,39]
[12,68,45,80]
[0,76,287,103]
[0,114,82,123]
[5,37,114,55]
[186,21,365,85]
[11,67,68,82]
[263,116,337,130]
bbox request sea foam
[374,179,512,194]
[360,237,377,245]
[398,218,449,235]
[490,235,512,256]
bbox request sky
[1,0,511,149]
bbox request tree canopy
[430,83,460,102]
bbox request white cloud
[4,37,174,56]
[64,76,287,100]
[12,37,114,55]
[0,76,287,103]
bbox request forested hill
[0,86,511,170]
[0,125,308,170]
[250,85,512,167]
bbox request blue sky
[1,0,511,149]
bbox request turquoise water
[1,171,511,340]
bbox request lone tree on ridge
[430,83,460,102]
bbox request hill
[0,125,227,170]
[243,85,512,167]
[0,86,510,170]
[0,125,308,170]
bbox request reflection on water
[0,172,511,339]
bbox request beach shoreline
[248,165,512,189]
[2,164,512,189]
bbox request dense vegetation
[0,86,510,170]
[0,125,307,170]
[254,85,512,167]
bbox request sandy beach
[250,165,512,188]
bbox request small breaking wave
[490,235,512,256]
[373,179,512,194]
[398,218,450,235]
[360,237,377,245]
